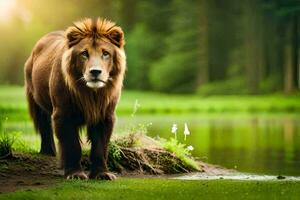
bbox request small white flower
[187,145,194,151]
[171,123,177,139]
[131,99,140,117]
[183,122,190,141]
[184,123,190,135]
[171,124,177,134]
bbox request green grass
[0,131,16,158]
[1,178,300,200]
[1,85,300,121]
[160,138,200,170]
[119,91,300,114]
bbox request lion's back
[32,31,64,56]
[25,31,65,112]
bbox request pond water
[3,113,300,176]
[116,114,300,176]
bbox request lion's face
[72,38,115,89]
[63,18,125,91]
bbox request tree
[149,0,203,93]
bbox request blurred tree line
[0,0,300,94]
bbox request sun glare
[0,0,16,23]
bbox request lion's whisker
[76,77,86,83]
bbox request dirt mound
[108,147,200,174]
[0,135,231,193]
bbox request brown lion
[24,18,126,180]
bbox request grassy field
[1,85,300,121]
[1,85,300,199]
[1,178,300,200]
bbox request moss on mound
[105,134,202,174]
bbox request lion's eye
[81,50,89,59]
[102,51,110,59]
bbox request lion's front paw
[65,171,88,180]
[89,172,117,180]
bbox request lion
[24,18,126,180]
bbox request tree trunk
[284,43,293,94]
[292,15,299,91]
[243,0,264,94]
[298,49,300,90]
[207,0,233,81]
[284,15,299,94]
[197,0,209,86]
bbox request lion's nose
[90,69,102,77]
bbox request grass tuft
[160,138,200,170]
[0,131,16,159]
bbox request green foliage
[125,24,157,89]
[150,52,199,93]
[149,0,201,93]
[0,0,299,94]
[0,117,15,158]
[108,141,122,161]
[13,138,39,154]
[114,133,141,148]
[259,75,282,93]
[160,138,199,170]
[197,78,248,95]
[0,131,16,158]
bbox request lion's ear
[107,27,125,48]
[65,26,84,48]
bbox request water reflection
[117,114,300,176]
[3,114,300,176]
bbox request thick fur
[24,18,126,179]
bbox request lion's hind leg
[26,88,56,156]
